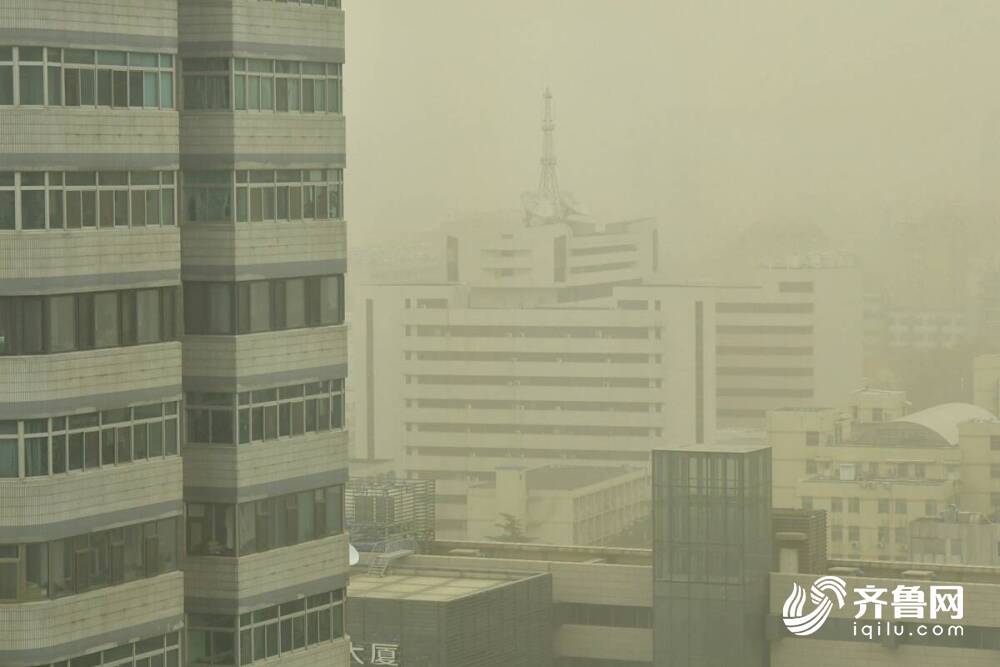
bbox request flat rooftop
[653,442,771,454]
[348,568,528,602]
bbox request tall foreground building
[0,2,349,666]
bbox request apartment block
[769,392,1000,562]
[177,1,349,666]
[0,1,349,666]
[1,3,184,666]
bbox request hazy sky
[345,1,1000,255]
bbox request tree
[489,513,531,543]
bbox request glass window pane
[48,65,62,105]
[99,190,115,228]
[25,437,48,476]
[19,64,44,104]
[0,65,12,105]
[129,71,143,107]
[48,190,63,228]
[132,190,146,226]
[47,295,77,352]
[115,190,129,226]
[160,72,173,108]
[113,70,128,107]
[94,292,119,348]
[80,69,95,105]
[20,190,45,229]
[0,440,17,477]
[97,69,111,106]
[146,190,161,226]
[143,71,158,107]
[161,189,175,225]
[284,279,305,329]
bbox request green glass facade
[652,446,772,667]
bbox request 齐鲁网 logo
[781,575,848,636]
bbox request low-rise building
[465,464,650,546]
[769,399,998,560]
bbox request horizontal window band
[181,259,346,282]
[0,499,182,543]
[179,153,346,170]
[179,41,344,64]
[184,467,348,504]
[0,28,178,53]
[2,153,180,172]
[185,572,348,616]
[0,610,184,667]
[0,384,182,420]
[0,270,180,296]
[183,363,348,393]
[717,388,814,398]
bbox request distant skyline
[347,0,1000,264]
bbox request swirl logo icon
[782,575,848,636]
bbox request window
[878,499,890,514]
[926,500,938,517]
[830,526,843,542]
[805,459,817,475]
[800,496,813,510]
[186,485,344,558]
[187,380,344,447]
[185,276,344,335]
[848,526,860,542]
[0,170,176,230]
[0,518,179,603]
[188,589,344,667]
[805,431,819,446]
[991,435,1000,451]
[830,497,843,513]
[187,503,236,556]
[0,402,179,480]
[225,57,341,114]
[182,58,230,110]
[0,46,174,109]
[183,171,233,223]
[848,497,860,513]
[0,288,180,355]
[895,499,907,514]
[230,169,344,224]
[30,632,183,667]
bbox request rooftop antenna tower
[523,87,572,225]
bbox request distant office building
[652,444,773,667]
[885,308,968,350]
[714,253,863,428]
[354,280,716,538]
[465,464,650,546]
[347,566,553,667]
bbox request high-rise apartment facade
[1,2,349,666]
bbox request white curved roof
[890,403,996,445]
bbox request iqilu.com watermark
[782,575,964,640]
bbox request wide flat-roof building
[348,567,553,667]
